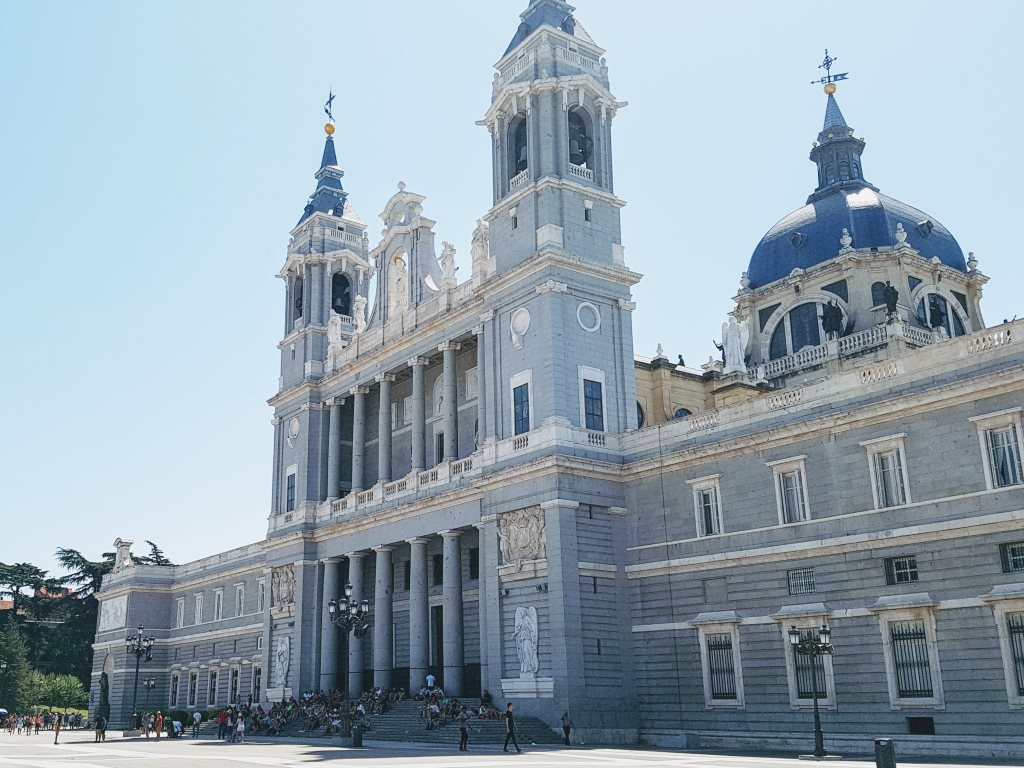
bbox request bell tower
[477,1,640,437]
[479,0,628,274]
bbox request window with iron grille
[229,668,240,704]
[706,632,737,699]
[874,449,907,507]
[252,666,262,704]
[208,670,218,706]
[170,673,180,707]
[988,426,1023,488]
[884,555,919,585]
[793,629,828,699]
[513,383,530,435]
[1000,541,1024,573]
[583,379,604,431]
[1009,612,1024,696]
[890,620,933,697]
[788,568,816,595]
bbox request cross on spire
[811,49,850,88]
[324,89,336,123]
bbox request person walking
[154,711,164,741]
[559,711,573,746]
[94,714,106,743]
[53,713,61,745]
[234,713,245,743]
[192,709,202,738]
[217,708,227,739]
[457,706,472,751]
[502,703,521,753]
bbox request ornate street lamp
[125,626,155,730]
[142,676,157,713]
[788,624,834,759]
[326,583,371,637]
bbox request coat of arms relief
[498,506,546,568]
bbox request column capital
[439,529,463,540]
[322,556,344,565]
[375,373,396,384]
[326,397,345,408]
[479,310,495,323]
[408,356,430,368]
[346,551,369,561]
[350,385,370,396]
[539,499,581,511]
[438,341,462,352]
[405,537,431,545]
[471,325,484,336]
[271,417,282,426]
[372,545,394,553]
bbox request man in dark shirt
[502,703,521,753]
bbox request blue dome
[746,186,967,289]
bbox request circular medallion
[576,301,601,333]
[287,418,301,439]
[511,307,531,336]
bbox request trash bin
[874,737,896,768]
[351,725,363,748]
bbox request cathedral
[91,0,1024,757]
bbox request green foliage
[40,674,88,711]
[0,622,32,711]
[134,542,174,567]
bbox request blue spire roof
[822,93,848,131]
[297,132,347,226]
[503,0,595,56]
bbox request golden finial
[823,82,837,95]
[325,122,335,136]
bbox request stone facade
[91,1,1024,757]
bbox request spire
[806,84,875,203]
[504,0,586,56]
[297,123,348,226]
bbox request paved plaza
[0,732,1018,768]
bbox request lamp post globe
[789,623,835,759]
[125,625,155,730]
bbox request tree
[41,674,87,711]
[53,549,114,599]
[134,542,174,567]
[0,563,60,618]
[0,622,32,711]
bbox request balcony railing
[509,169,529,190]
[568,163,593,181]
[557,47,599,71]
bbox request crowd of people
[3,711,85,734]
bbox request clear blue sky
[1,1,1019,577]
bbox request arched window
[636,402,645,429]
[824,164,836,185]
[838,160,851,180]
[567,108,594,169]
[916,293,966,337]
[769,301,835,359]
[511,118,528,175]
[292,275,304,321]
[769,324,788,360]
[331,272,352,316]
[871,281,887,307]
[852,160,861,179]
[674,407,692,419]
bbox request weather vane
[324,89,336,123]
[811,49,849,88]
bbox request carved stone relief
[498,506,546,567]
[97,595,128,632]
[271,565,296,609]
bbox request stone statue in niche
[512,606,539,675]
[388,255,408,316]
[821,300,844,340]
[883,281,899,319]
[326,312,345,371]
[471,219,490,282]
[353,295,367,333]
[271,565,296,609]
[440,241,457,290]
[273,636,290,687]
[721,316,749,375]
[98,672,110,721]
[928,295,947,330]
[498,507,546,568]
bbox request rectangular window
[988,427,1023,488]
[468,547,480,580]
[257,580,266,613]
[235,584,245,617]
[697,488,720,536]
[874,450,907,507]
[176,598,185,628]
[435,431,445,463]
[513,383,530,435]
[788,568,816,595]
[706,632,737,700]
[402,395,412,426]
[889,620,933,698]
[252,666,262,703]
[170,673,180,707]
[257,636,263,651]
[403,560,411,591]
[885,555,919,585]
[1008,613,1024,696]
[780,470,806,523]
[465,368,479,401]
[229,668,240,704]
[432,553,443,586]
[793,629,828,699]
[194,594,203,625]
[1001,541,1024,573]
[208,671,218,707]
[583,379,604,431]
[213,590,223,621]
[286,473,296,512]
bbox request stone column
[270,418,282,514]
[441,530,464,695]
[473,326,486,445]
[407,537,430,690]
[409,357,428,473]
[311,262,323,326]
[376,374,395,484]
[350,386,368,492]
[326,399,342,499]
[302,264,312,325]
[346,552,367,696]
[319,558,341,691]
[439,342,461,461]
[373,546,394,689]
